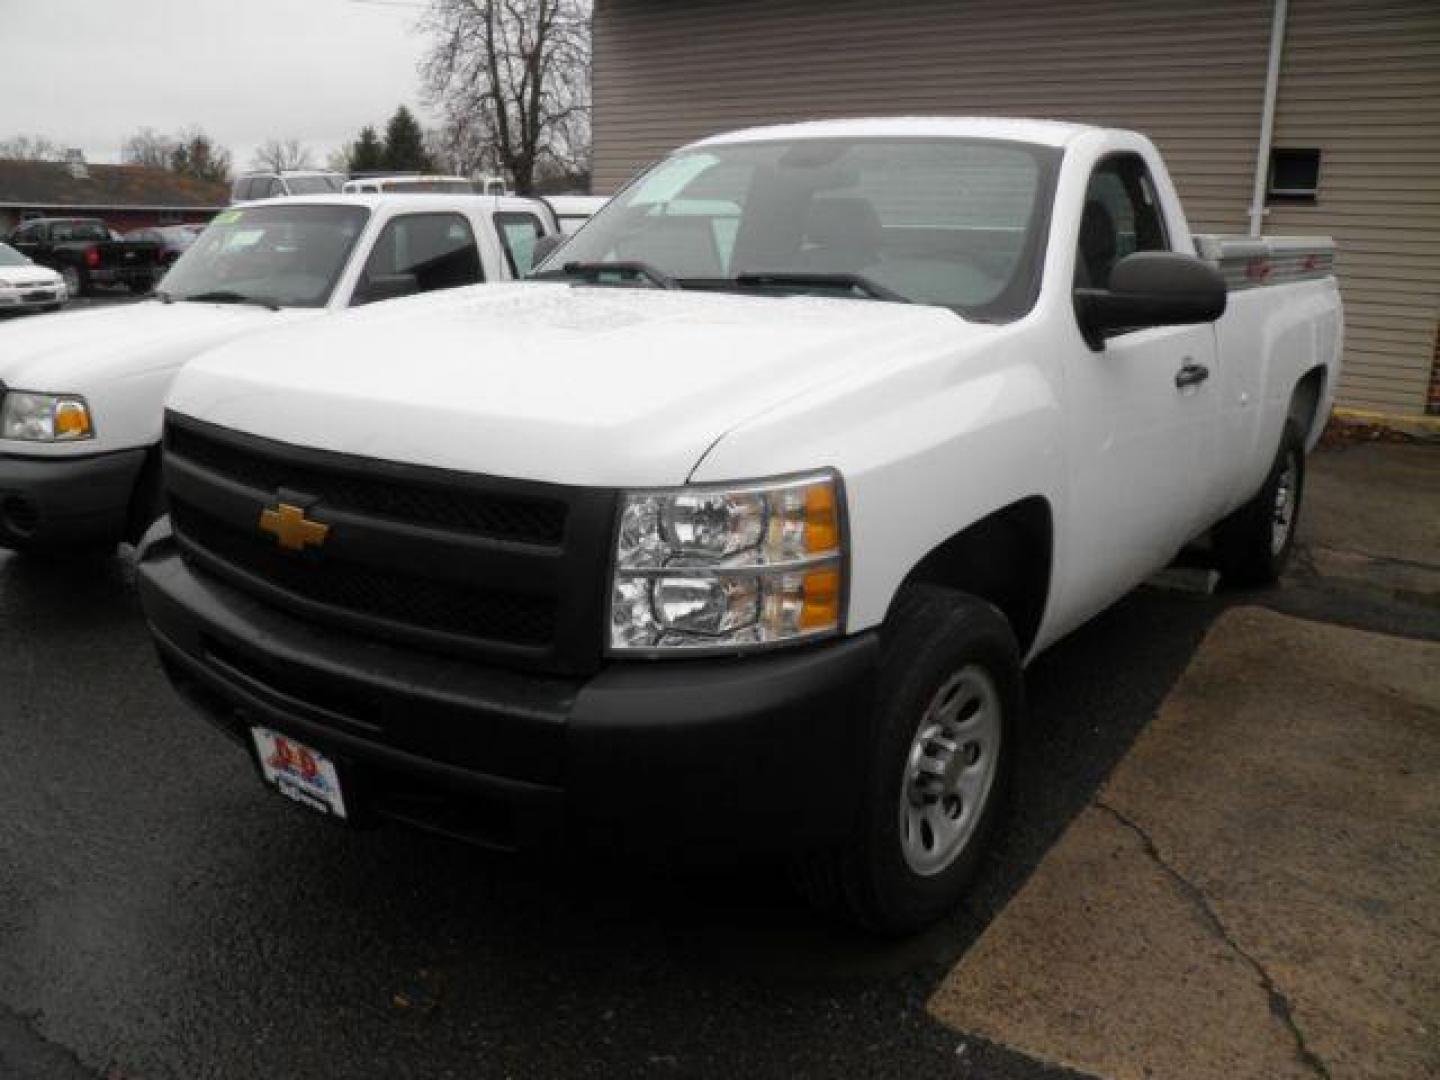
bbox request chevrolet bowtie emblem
[258,502,329,552]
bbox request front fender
[691,333,1062,635]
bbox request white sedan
[0,242,66,314]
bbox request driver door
[1061,153,1220,617]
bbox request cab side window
[354,213,483,306]
[1076,154,1169,288]
[494,212,545,277]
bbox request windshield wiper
[541,260,680,291]
[181,290,282,312]
[731,271,908,303]
[154,289,174,304]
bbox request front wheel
[1213,420,1306,588]
[60,265,87,297]
[792,585,1022,935]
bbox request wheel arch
[889,495,1053,658]
[1289,365,1328,448]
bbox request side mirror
[353,272,420,307]
[530,233,566,271]
[1074,251,1226,351]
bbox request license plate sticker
[251,727,347,820]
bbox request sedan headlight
[0,391,94,441]
[610,472,845,653]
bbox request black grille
[172,501,555,646]
[167,421,567,546]
[161,412,617,674]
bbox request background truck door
[1061,152,1220,616]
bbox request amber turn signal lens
[799,568,841,630]
[803,483,839,554]
[54,400,92,438]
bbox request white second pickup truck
[0,193,564,553]
[139,119,1341,933]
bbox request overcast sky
[0,0,435,170]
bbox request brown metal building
[591,0,1440,419]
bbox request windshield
[382,179,475,193]
[542,137,1060,320]
[159,204,369,308]
[0,242,32,267]
[285,175,344,195]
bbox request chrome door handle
[1175,362,1210,389]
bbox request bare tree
[0,134,65,161]
[123,127,175,170]
[251,138,316,173]
[421,0,592,194]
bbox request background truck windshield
[547,137,1061,320]
[159,204,370,308]
[285,174,345,195]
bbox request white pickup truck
[138,119,1341,933]
[0,193,564,553]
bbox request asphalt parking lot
[1,441,1436,1079]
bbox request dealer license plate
[251,727,347,819]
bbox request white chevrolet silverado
[138,119,1340,933]
[0,193,562,553]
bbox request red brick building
[0,158,226,236]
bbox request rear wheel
[792,585,1021,935]
[1214,420,1305,588]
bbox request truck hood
[170,283,987,487]
[0,300,315,392]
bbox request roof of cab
[230,193,551,214]
[691,116,1095,150]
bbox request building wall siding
[592,0,1440,414]
[1263,0,1440,413]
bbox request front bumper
[0,286,65,310]
[138,521,880,855]
[0,447,147,549]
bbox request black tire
[128,279,154,295]
[60,265,88,298]
[792,585,1022,935]
[1213,420,1306,588]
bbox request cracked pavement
[930,605,1439,1079]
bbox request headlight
[0,391,94,441]
[610,472,845,653]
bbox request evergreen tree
[349,125,386,172]
[381,107,433,172]
[169,127,232,184]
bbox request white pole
[1248,0,1289,237]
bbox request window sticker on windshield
[213,210,243,226]
[222,229,264,251]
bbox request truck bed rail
[1193,234,1335,290]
